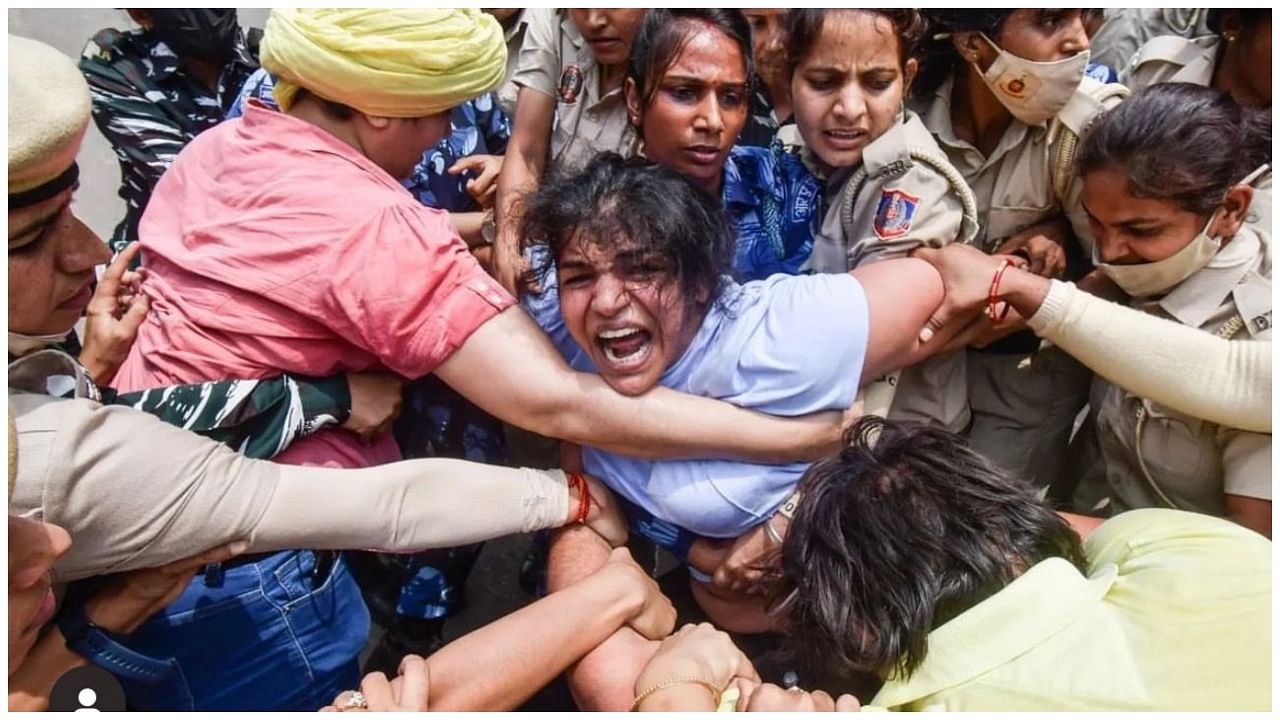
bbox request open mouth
[683,145,722,166]
[823,128,869,150]
[596,326,653,369]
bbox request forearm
[8,629,86,712]
[543,382,840,462]
[636,684,719,712]
[439,308,841,463]
[424,569,641,711]
[548,525,656,710]
[1026,279,1272,432]
[494,137,543,247]
[450,211,487,248]
[253,460,572,552]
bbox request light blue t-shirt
[524,266,869,539]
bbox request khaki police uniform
[1121,34,1220,90]
[1093,225,1272,516]
[1091,8,1213,74]
[911,74,1128,489]
[496,10,531,117]
[511,8,637,173]
[804,111,980,433]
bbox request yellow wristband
[631,676,721,711]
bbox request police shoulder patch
[873,188,920,240]
[557,65,584,104]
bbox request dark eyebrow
[615,248,666,264]
[557,258,593,272]
[663,74,747,89]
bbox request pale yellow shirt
[868,509,1272,711]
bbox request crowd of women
[7,7,1273,712]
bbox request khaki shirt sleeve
[845,165,966,268]
[1220,430,1272,501]
[511,7,562,99]
[9,392,279,582]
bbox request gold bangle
[630,676,720,711]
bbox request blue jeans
[78,550,369,711]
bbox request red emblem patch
[558,65,584,104]
[873,188,920,240]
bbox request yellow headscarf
[261,8,507,118]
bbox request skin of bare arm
[533,259,947,707]
[493,87,556,293]
[433,306,847,462]
[418,548,672,711]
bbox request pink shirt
[115,102,514,468]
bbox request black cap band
[9,162,79,210]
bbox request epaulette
[1048,77,1129,204]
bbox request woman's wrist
[998,265,1053,320]
[634,680,719,711]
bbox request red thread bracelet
[569,472,591,524]
[986,258,1013,323]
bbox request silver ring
[337,690,369,711]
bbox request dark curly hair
[521,153,734,317]
[766,416,1085,690]
[1078,83,1271,216]
[786,9,928,76]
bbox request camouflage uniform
[79,25,259,253]
[23,341,353,458]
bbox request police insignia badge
[558,65,585,104]
[873,188,919,240]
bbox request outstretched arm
[320,548,675,712]
[435,306,846,463]
[915,243,1272,433]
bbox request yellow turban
[261,8,507,118]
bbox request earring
[1224,32,1239,42]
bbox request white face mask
[975,34,1089,125]
[1094,211,1223,298]
[8,330,71,357]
